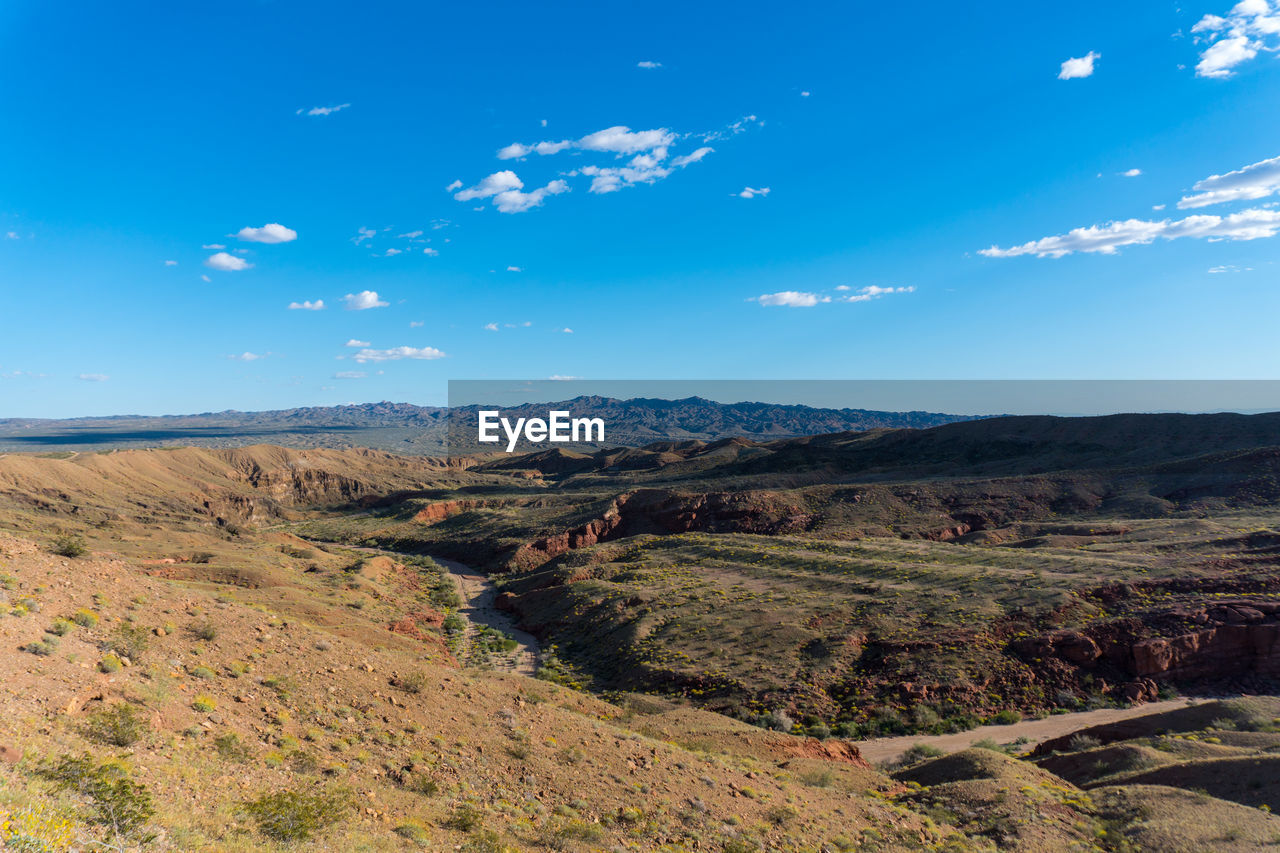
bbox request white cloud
[980,207,1280,257]
[540,119,548,127]
[4,231,18,240]
[738,186,770,198]
[409,320,424,328]
[230,352,264,361]
[201,274,212,283]
[164,259,178,266]
[484,322,499,331]
[334,371,367,379]
[235,223,297,243]
[840,285,915,303]
[398,230,423,238]
[1153,204,1167,210]
[1121,168,1143,177]
[78,373,108,382]
[453,170,525,200]
[445,180,463,192]
[755,291,826,307]
[383,248,402,256]
[506,265,522,272]
[288,299,325,310]
[1191,2,1279,78]
[670,146,713,167]
[345,339,370,347]
[1208,264,1253,272]
[205,252,252,271]
[423,247,439,256]
[1178,153,1280,208]
[1058,51,1100,79]
[351,345,446,363]
[493,179,569,213]
[637,60,662,69]
[297,103,350,116]
[201,243,225,249]
[560,327,573,333]
[579,126,674,155]
[343,290,389,310]
[352,226,377,245]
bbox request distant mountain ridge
[0,397,984,454]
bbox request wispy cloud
[288,299,325,310]
[453,170,569,212]
[343,290,389,310]
[506,265,522,272]
[297,103,350,116]
[752,285,915,307]
[334,371,367,379]
[205,252,252,271]
[229,352,266,361]
[235,223,297,243]
[352,226,377,245]
[345,339,370,347]
[350,345,445,363]
[1121,168,1143,177]
[77,373,109,382]
[1179,153,1280,208]
[484,322,499,331]
[4,231,18,240]
[1192,1,1280,78]
[840,285,915,302]
[738,186,770,198]
[1058,51,1100,79]
[636,60,662,69]
[981,208,1280,257]
[1208,264,1253,273]
[164,259,178,266]
[202,243,225,250]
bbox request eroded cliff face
[1016,599,1280,701]
[506,489,813,570]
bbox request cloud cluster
[980,208,1280,257]
[738,187,770,198]
[288,300,325,310]
[1192,0,1280,78]
[1179,153,1280,208]
[351,345,446,363]
[1058,51,1100,79]
[454,123,734,212]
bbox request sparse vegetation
[240,788,350,842]
[82,703,148,747]
[49,535,86,558]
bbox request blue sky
[2,1,1279,417]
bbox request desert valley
[3,405,1280,851]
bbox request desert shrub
[1067,734,1102,752]
[214,732,251,761]
[0,803,76,850]
[240,788,350,842]
[50,536,86,558]
[394,821,430,845]
[970,738,1003,752]
[445,803,485,832]
[98,654,123,673]
[192,695,216,712]
[83,704,148,747]
[191,621,218,641]
[48,618,74,636]
[71,609,99,628]
[990,709,1022,725]
[37,753,155,842]
[885,743,946,770]
[105,623,150,661]
[189,665,216,680]
[24,636,59,656]
[765,805,798,826]
[393,671,429,694]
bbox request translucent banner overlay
[445,379,1280,457]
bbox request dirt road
[857,697,1202,764]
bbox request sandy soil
[858,697,1204,764]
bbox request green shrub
[189,665,216,680]
[24,636,59,656]
[214,732,251,762]
[240,788,350,842]
[37,753,155,842]
[393,671,428,694]
[98,654,123,673]
[394,822,430,844]
[49,618,74,636]
[445,802,485,832]
[50,536,87,558]
[104,623,151,661]
[191,621,218,641]
[72,609,99,628]
[83,704,148,747]
[991,709,1022,725]
[1067,734,1102,752]
[192,695,216,713]
[189,551,214,564]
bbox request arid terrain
[2,411,1280,850]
